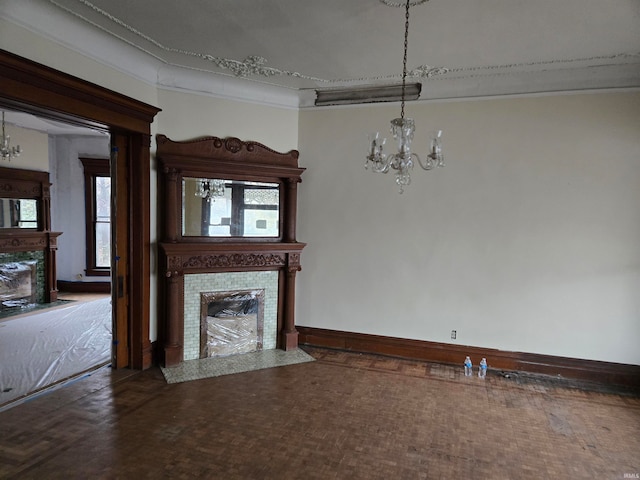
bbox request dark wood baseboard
[57,280,111,294]
[297,326,640,388]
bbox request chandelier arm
[416,154,434,171]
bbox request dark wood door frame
[0,49,160,369]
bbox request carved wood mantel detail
[157,135,306,367]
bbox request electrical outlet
[451,330,457,340]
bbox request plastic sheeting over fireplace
[200,289,264,358]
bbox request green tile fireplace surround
[0,251,46,305]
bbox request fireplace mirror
[0,198,38,229]
[182,178,280,238]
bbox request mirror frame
[157,135,305,244]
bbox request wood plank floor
[0,347,638,479]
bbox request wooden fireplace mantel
[0,167,61,302]
[156,134,306,367]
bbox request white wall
[49,135,111,282]
[297,92,640,365]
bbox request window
[80,157,111,276]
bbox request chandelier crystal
[195,178,226,202]
[365,0,444,193]
[1,111,22,161]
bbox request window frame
[80,157,111,277]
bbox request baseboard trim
[297,326,640,388]
[57,280,111,294]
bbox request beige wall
[155,89,298,153]
[0,124,48,172]
[297,93,640,365]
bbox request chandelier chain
[400,0,410,120]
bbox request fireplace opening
[0,261,38,310]
[200,289,264,359]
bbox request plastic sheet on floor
[0,297,111,407]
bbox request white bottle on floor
[464,356,472,377]
[478,358,487,379]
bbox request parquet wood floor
[0,347,638,479]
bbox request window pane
[95,177,111,218]
[207,191,232,237]
[244,188,278,206]
[18,199,38,228]
[95,222,111,268]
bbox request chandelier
[365,0,444,193]
[1,111,22,161]
[195,178,225,202]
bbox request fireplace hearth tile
[160,349,314,384]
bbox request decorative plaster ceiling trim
[49,0,449,84]
[48,0,639,90]
[444,53,640,77]
[46,0,640,93]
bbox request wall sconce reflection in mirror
[182,178,280,238]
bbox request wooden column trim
[163,167,179,243]
[281,267,299,350]
[163,267,185,367]
[283,178,299,243]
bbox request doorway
[0,49,160,370]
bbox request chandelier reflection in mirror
[195,178,225,202]
[365,0,444,193]
[1,111,22,161]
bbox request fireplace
[157,134,305,368]
[0,261,38,309]
[200,289,264,358]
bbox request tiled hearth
[160,348,314,384]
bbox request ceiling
[2,0,640,108]
[1,109,107,136]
